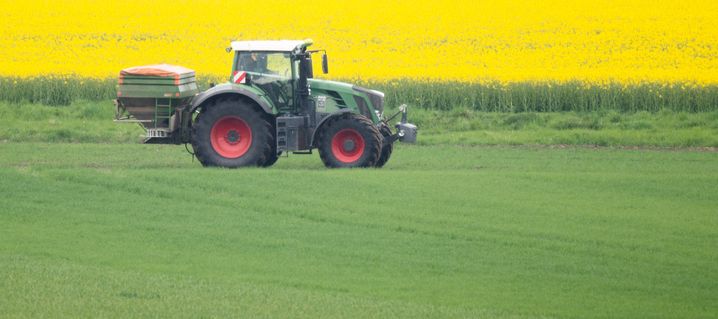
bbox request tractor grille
[353,95,372,119]
[352,86,384,113]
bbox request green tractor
[115,39,417,168]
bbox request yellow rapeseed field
[1,0,717,83]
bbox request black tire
[191,98,274,168]
[260,114,280,167]
[318,113,382,168]
[262,151,281,167]
[375,124,394,168]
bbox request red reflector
[175,92,180,97]
[174,75,179,85]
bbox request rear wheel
[318,114,382,168]
[191,99,273,168]
[260,114,280,167]
[262,151,281,167]
[375,124,393,168]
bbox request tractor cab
[229,40,320,115]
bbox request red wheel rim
[210,116,252,158]
[331,128,365,163]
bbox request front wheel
[318,114,382,168]
[191,99,274,168]
[375,124,394,168]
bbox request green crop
[3,76,718,113]
[1,143,717,318]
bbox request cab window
[237,52,291,78]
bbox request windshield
[234,51,295,110]
[236,52,291,78]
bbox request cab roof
[229,39,313,52]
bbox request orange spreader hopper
[120,64,195,77]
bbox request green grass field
[1,142,717,318]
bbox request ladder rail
[154,98,174,128]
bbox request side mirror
[322,53,329,74]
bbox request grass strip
[1,101,716,147]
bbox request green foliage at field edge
[408,107,718,147]
[1,101,716,147]
[2,76,718,113]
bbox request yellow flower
[0,0,716,85]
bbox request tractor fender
[190,84,273,114]
[310,109,353,147]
